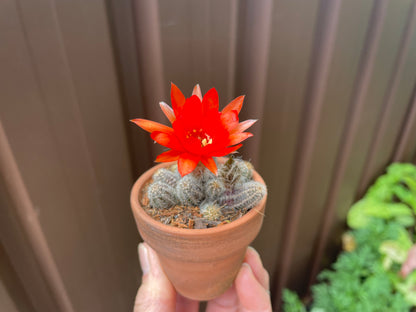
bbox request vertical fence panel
[358,0,416,195]
[393,86,416,162]
[0,123,74,312]
[1,0,138,311]
[106,0,151,175]
[307,0,387,285]
[0,242,34,312]
[234,0,273,166]
[271,0,342,305]
[254,0,321,287]
[320,0,416,278]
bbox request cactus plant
[176,173,205,206]
[219,181,266,211]
[146,159,266,223]
[218,157,253,188]
[200,201,223,221]
[131,83,268,301]
[153,168,180,187]
[148,181,179,208]
[133,83,265,225]
[205,178,226,200]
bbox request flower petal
[178,153,200,176]
[211,144,243,157]
[201,156,217,175]
[159,101,176,123]
[222,95,245,114]
[171,82,186,116]
[229,132,253,145]
[231,119,257,134]
[202,88,219,115]
[220,110,239,132]
[155,149,181,162]
[192,84,203,101]
[151,131,183,150]
[130,118,173,134]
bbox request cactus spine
[205,178,226,199]
[147,181,179,208]
[218,157,252,188]
[153,168,180,187]
[176,174,204,206]
[146,158,266,220]
[200,201,223,221]
[219,181,266,210]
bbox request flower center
[186,129,213,147]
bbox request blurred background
[1,0,416,311]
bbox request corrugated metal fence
[1,0,416,311]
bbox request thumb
[235,263,272,312]
[134,243,176,312]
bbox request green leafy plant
[284,163,416,312]
[282,289,306,312]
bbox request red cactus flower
[131,83,256,176]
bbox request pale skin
[134,243,272,312]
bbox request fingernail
[242,262,252,273]
[248,246,260,258]
[138,243,150,275]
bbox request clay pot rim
[130,160,267,237]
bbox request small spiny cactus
[147,158,266,220]
[218,157,253,188]
[205,178,226,199]
[147,181,179,208]
[200,202,223,221]
[219,181,266,210]
[153,168,180,187]
[176,174,205,206]
[202,169,216,183]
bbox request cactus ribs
[139,158,266,229]
[141,185,247,229]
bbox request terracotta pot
[130,161,267,301]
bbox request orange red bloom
[131,83,256,176]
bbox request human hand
[134,242,272,312]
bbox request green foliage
[310,240,411,312]
[311,267,410,312]
[395,271,416,305]
[282,289,306,312]
[283,163,416,312]
[347,199,413,229]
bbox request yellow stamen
[187,129,213,147]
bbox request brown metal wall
[1,0,416,311]
[0,0,138,311]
